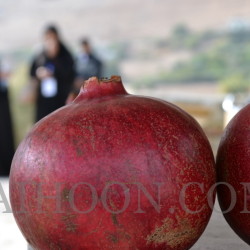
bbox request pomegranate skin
[10,76,215,250]
[216,104,250,245]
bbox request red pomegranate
[10,76,215,250]
[216,104,250,245]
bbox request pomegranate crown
[74,76,128,101]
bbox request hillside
[1,0,250,51]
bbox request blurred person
[67,38,103,103]
[76,38,102,80]
[0,59,15,176]
[28,24,75,121]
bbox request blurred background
[1,0,250,249]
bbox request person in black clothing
[66,38,102,104]
[30,24,75,121]
[76,38,102,80]
[0,60,15,176]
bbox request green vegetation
[167,24,218,51]
[9,64,35,147]
[135,24,250,93]
[220,74,250,93]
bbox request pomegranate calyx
[75,76,128,101]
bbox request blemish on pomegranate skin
[111,213,119,226]
[107,233,119,243]
[146,218,199,248]
[87,125,95,150]
[49,242,62,250]
[62,214,77,233]
[61,188,71,202]
[76,147,83,156]
[65,224,77,232]
[72,139,84,157]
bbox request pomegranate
[216,104,250,245]
[10,76,215,250]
